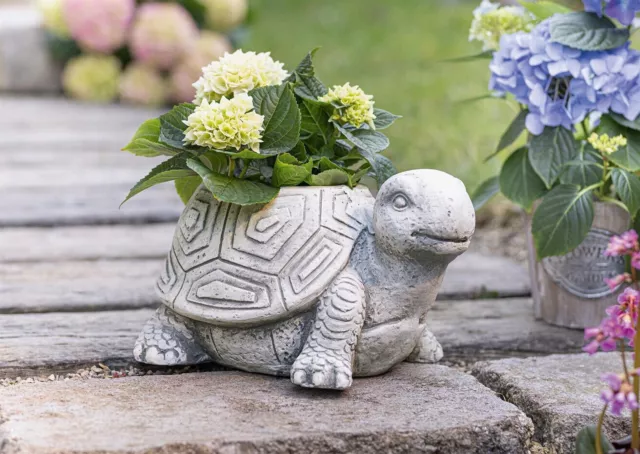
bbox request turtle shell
[156,185,374,327]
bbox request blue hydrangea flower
[489,19,640,134]
[583,0,640,26]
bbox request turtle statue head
[373,169,475,260]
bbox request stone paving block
[0,364,534,453]
[472,353,630,454]
[0,6,60,93]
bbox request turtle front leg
[290,267,366,390]
[133,305,211,366]
[406,328,443,363]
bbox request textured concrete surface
[473,353,630,454]
[0,364,533,453]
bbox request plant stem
[238,160,249,179]
[596,404,608,454]
[621,340,631,381]
[633,266,640,450]
[227,157,235,177]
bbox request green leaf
[529,126,579,188]
[187,159,279,205]
[559,144,603,186]
[175,176,202,205]
[368,154,396,186]
[549,12,630,51]
[216,149,270,160]
[250,84,301,154]
[122,119,180,157]
[199,151,228,173]
[299,100,331,143]
[612,168,640,216]
[500,147,547,210]
[159,103,196,149]
[373,109,401,130]
[610,112,640,131]
[495,110,527,155]
[532,184,595,259]
[337,125,390,153]
[289,141,308,162]
[443,50,494,62]
[519,0,573,20]
[271,153,313,187]
[287,48,328,100]
[471,176,500,211]
[45,33,81,61]
[575,426,613,454]
[307,169,352,186]
[598,117,640,171]
[122,153,195,205]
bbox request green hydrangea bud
[62,55,121,103]
[119,63,168,107]
[37,0,70,37]
[201,0,248,32]
[318,83,376,129]
[469,0,533,51]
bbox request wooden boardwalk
[0,96,581,380]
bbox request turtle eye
[392,193,409,211]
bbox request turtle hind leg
[133,305,211,366]
[291,267,366,390]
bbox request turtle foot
[291,346,352,390]
[133,306,211,366]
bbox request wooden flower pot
[526,202,630,329]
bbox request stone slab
[429,298,584,360]
[0,183,182,227]
[0,6,60,93]
[0,309,153,378]
[0,260,162,313]
[0,364,534,453]
[473,353,630,454]
[439,251,530,299]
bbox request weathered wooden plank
[0,309,153,377]
[0,183,182,226]
[0,95,160,127]
[0,298,580,377]
[0,260,162,313]
[439,251,530,299]
[0,224,174,262]
[429,298,584,361]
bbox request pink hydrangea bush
[62,0,135,53]
[129,3,199,70]
[169,31,232,103]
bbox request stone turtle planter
[133,169,476,390]
[526,202,630,329]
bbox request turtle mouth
[411,230,470,244]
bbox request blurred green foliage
[244,0,517,190]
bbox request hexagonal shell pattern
[160,185,375,326]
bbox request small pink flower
[632,252,640,270]
[583,324,619,354]
[601,372,639,415]
[129,3,199,70]
[605,273,632,290]
[605,230,639,257]
[62,0,135,53]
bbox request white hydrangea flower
[193,49,288,104]
[469,0,533,51]
[183,92,264,152]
